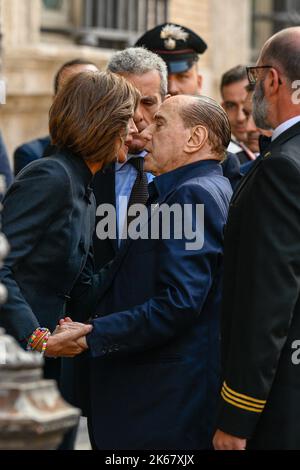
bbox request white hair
[107,47,168,97]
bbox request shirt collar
[272,115,300,142]
[228,139,243,154]
[150,159,222,201]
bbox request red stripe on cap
[154,49,196,55]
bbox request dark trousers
[87,418,99,451]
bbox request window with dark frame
[41,0,169,50]
[252,0,300,60]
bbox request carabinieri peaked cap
[135,23,208,74]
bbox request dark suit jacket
[0,149,98,345]
[222,152,242,190]
[240,159,256,175]
[14,135,51,176]
[91,166,117,269]
[75,160,232,450]
[236,150,251,164]
[217,122,300,449]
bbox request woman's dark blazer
[0,149,98,346]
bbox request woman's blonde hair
[49,71,140,165]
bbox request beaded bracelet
[40,331,51,355]
[27,327,48,349]
[35,331,51,353]
[27,327,51,353]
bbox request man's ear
[266,68,281,97]
[184,125,208,154]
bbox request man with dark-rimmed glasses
[213,26,300,450]
[246,65,276,86]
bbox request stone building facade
[0,0,252,166]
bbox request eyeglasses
[246,66,273,86]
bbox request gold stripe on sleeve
[221,391,263,413]
[223,382,267,405]
[222,387,265,410]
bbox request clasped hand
[45,317,93,358]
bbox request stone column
[0,328,80,450]
[1,0,41,50]
[0,174,8,304]
[169,0,214,97]
[210,0,252,99]
[0,0,2,73]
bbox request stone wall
[0,0,110,165]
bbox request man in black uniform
[213,26,300,450]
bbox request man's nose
[128,118,138,135]
[168,77,179,96]
[134,105,143,127]
[141,124,153,142]
[237,105,247,123]
[246,114,258,133]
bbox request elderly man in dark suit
[66,95,232,450]
[213,27,300,450]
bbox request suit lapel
[231,122,300,205]
[230,157,263,204]
[92,168,118,254]
[110,172,118,254]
